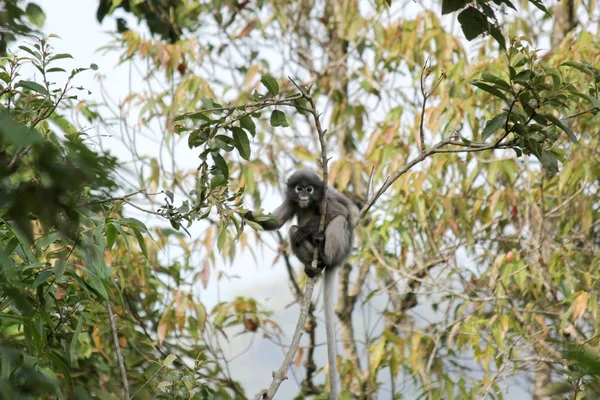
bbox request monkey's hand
[291,226,313,246]
[304,260,325,278]
[243,210,255,221]
[311,232,325,248]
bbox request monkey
[245,168,354,399]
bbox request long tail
[323,267,338,400]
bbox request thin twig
[84,190,145,205]
[419,61,430,153]
[106,302,130,400]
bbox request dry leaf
[572,291,589,321]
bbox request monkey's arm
[245,200,295,231]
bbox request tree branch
[106,301,130,400]
[256,79,331,400]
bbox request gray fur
[322,215,352,266]
[289,225,315,264]
[251,168,354,269]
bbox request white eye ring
[295,185,302,192]
[306,186,314,193]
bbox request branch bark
[106,302,130,400]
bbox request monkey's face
[294,184,316,208]
[286,170,324,209]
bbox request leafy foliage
[2,0,600,399]
[0,0,46,56]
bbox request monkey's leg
[289,226,324,277]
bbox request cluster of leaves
[470,39,599,174]
[96,0,208,43]
[0,37,252,399]
[441,0,548,49]
[46,0,600,398]
[0,0,45,56]
[163,76,302,252]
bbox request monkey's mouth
[298,198,310,208]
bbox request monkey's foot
[304,262,325,278]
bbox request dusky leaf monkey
[245,168,354,399]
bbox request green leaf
[487,24,506,50]
[131,227,148,259]
[69,316,83,366]
[569,92,600,108]
[217,226,227,252]
[90,63,98,71]
[212,153,229,179]
[481,72,511,91]
[54,260,67,281]
[211,174,226,189]
[442,0,471,15]
[33,270,52,288]
[245,220,264,231]
[293,98,309,115]
[270,110,289,127]
[482,115,505,140]
[188,128,209,148]
[528,0,549,14]
[261,75,279,96]
[560,60,591,75]
[240,115,256,136]
[47,352,73,388]
[470,81,510,105]
[176,111,211,122]
[25,3,46,27]
[232,127,251,160]
[17,80,49,96]
[163,354,177,367]
[457,8,487,40]
[541,114,578,143]
[49,53,73,61]
[539,151,559,175]
[495,0,516,10]
[0,113,43,145]
[514,70,535,83]
[18,45,41,60]
[157,381,172,389]
[106,223,118,249]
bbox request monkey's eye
[295,185,302,192]
[306,186,314,193]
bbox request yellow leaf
[196,303,207,334]
[369,337,387,380]
[294,347,304,368]
[157,381,171,389]
[157,321,169,345]
[92,326,102,351]
[163,354,177,367]
[175,291,188,330]
[572,291,589,321]
[339,166,352,190]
